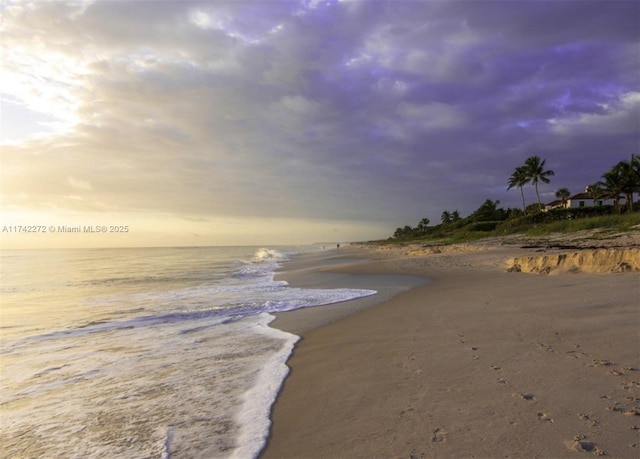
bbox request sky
[1,0,639,248]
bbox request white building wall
[567,197,622,208]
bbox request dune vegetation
[383,155,640,245]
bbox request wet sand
[262,236,640,458]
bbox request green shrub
[467,221,500,232]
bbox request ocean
[0,245,376,458]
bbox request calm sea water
[0,246,376,458]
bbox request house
[565,191,625,209]
[545,188,625,210]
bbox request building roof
[545,199,564,207]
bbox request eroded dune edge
[507,248,640,274]
[361,230,640,275]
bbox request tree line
[507,154,639,215]
[585,155,640,213]
[392,155,639,240]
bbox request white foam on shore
[230,313,299,459]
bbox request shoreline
[261,236,640,458]
[269,248,429,335]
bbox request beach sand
[261,234,640,459]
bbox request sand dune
[507,248,640,274]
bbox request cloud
[1,0,638,244]
[549,92,640,136]
[67,176,93,191]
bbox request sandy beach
[262,233,640,458]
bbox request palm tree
[631,154,640,210]
[472,199,501,221]
[451,210,461,222]
[394,225,414,238]
[598,169,625,214]
[555,188,571,208]
[611,155,640,211]
[524,156,554,211]
[417,218,430,234]
[507,166,530,214]
[441,211,452,224]
[586,183,605,207]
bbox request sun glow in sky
[1,0,638,248]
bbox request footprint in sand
[537,412,554,423]
[565,350,587,359]
[399,406,417,420]
[536,342,556,353]
[570,440,595,453]
[578,413,599,428]
[611,405,639,416]
[591,359,614,367]
[607,403,627,413]
[431,427,447,443]
[624,407,640,416]
[566,436,605,456]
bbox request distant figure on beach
[337,243,340,250]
